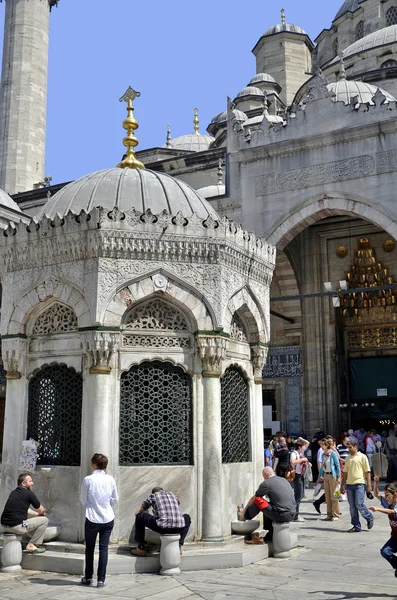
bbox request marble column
[251,344,268,478]
[197,335,227,542]
[0,338,27,510]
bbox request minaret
[0,0,59,194]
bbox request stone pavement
[1,492,397,599]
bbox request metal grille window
[32,302,78,335]
[119,361,192,465]
[27,364,82,465]
[387,7,397,26]
[221,367,250,463]
[355,21,364,40]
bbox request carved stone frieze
[196,335,227,377]
[82,331,119,374]
[251,344,269,383]
[2,337,27,379]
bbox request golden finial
[117,86,145,170]
[281,8,286,24]
[193,108,199,135]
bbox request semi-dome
[169,133,214,152]
[327,79,396,105]
[196,183,226,199]
[249,73,276,85]
[331,25,397,63]
[0,188,21,213]
[334,0,364,22]
[37,168,219,221]
[236,86,264,98]
[263,23,307,37]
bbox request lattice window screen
[221,367,250,463]
[387,7,397,26]
[119,361,192,465]
[230,314,249,343]
[32,303,78,335]
[27,364,82,465]
[355,21,364,40]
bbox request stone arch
[270,250,302,338]
[103,270,214,331]
[224,287,264,342]
[5,278,91,335]
[267,193,397,250]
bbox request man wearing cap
[341,437,374,533]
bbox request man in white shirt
[80,453,118,588]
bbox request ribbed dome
[38,168,219,221]
[196,183,226,199]
[334,0,364,22]
[249,73,276,85]
[263,23,307,37]
[331,25,397,62]
[209,110,247,125]
[0,188,21,213]
[327,79,396,104]
[236,86,264,98]
[169,133,214,152]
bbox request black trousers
[244,504,294,537]
[84,518,114,582]
[134,512,191,548]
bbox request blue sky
[0,0,341,184]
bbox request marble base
[1,533,22,572]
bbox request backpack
[285,451,296,482]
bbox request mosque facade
[0,0,397,542]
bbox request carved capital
[2,337,27,379]
[251,344,268,384]
[82,331,119,374]
[196,335,227,377]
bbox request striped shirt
[142,490,185,528]
[337,444,349,461]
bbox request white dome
[331,25,397,64]
[196,184,226,199]
[249,73,276,85]
[169,133,214,152]
[263,23,307,37]
[209,110,247,125]
[37,168,219,221]
[327,79,396,104]
[236,86,264,98]
[334,0,364,21]
[0,189,21,213]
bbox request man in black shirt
[1,472,48,553]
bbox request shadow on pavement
[310,591,396,599]
[28,578,81,587]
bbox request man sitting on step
[238,467,296,542]
[1,472,48,554]
[131,487,191,556]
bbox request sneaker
[348,527,361,533]
[97,581,106,588]
[81,577,93,586]
[313,502,321,515]
[131,547,146,557]
[294,516,305,522]
[367,519,374,530]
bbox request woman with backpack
[290,437,310,522]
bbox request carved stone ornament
[251,344,268,383]
[305,68,331,102]
[2,338,27,379]
[82,331,119,374]
[196,335,227,377]
[152,273,168,292]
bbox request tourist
[385,429,397,483]
[286,435,295,451]
[290,437,310,522]
[319,439,341,521]
[337,433,349,464]
[310,429,324,483]
[238,467,296,542]
[313,439,326,514]
[341,437,374,533]
[131,487,191,556]
[365,430,376,471]
[264,440,272,467]
[0,472,48,554]
[368,477,397,575]
[80,453,118,588]
[353,426,367,452]
[273,436,289,478]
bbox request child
[369,476,397,576]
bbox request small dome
[263,23,307,37]
[249,73,276,85]
[0,188,21,213]
[37,168,219,221]
[196,184,226,199]
[236,86,264,98]
[331,25,397,63]
[334,0,364,22]
[169,133,214,152]
[327,79,396,104]
[209,110,247,125]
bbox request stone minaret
[0,0,59,194]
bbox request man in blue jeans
[341,436,374,533]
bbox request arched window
[120,361,192,465]
[355,20,364,41]
[333,37,339,57]
[122,298,191,349]
[387,6,397,26]
[381,59,397,69]
[221,366,250,463]
[27,364,82,465]
[32,302,78,335]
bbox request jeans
[380,537,397,570]
[345,484,373,530]
[293,474,304,519]
[84,518,114,582]
[134,512,191,548]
